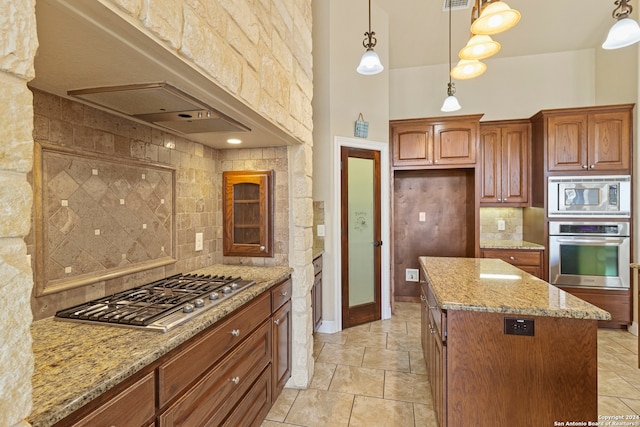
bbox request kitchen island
[28,264,292,427]
[419,256,610,427]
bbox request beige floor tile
[362,347,410,372]
[346,322,373,333]
[344,330,388,349]
[393,303,421,321]
[387,331,422,352]
[620,398,640,415]
[369,318,408,334]
[599,395,639,418]
[285,388,354,427]
[349,395,415,427]
[261,420,288,427]
[599,370,640,400]
[309,362,336,390]
[413,403,438,427]
[406,320,421,337]
[409,350,427,375]
[384,371,431,404]
[316,343,365,366]
[312,339,324,360]
[328,364,385,397]
[266,388,299,422]
[314,331,347,345]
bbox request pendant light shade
[603,0,640,49]
[442,0,461,112]
[357,49,384,75]
[450,59,487,80]
[357,0,383,75]
[471,1,521,35]
[459,35,501,60]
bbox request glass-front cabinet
[223,170,274,257]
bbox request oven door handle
[553,237,628,245]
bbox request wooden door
[588,110,630,172]
[479,125,501,203]
[391,123,433,167]
[433,120,477,166]
[500,123,529,204]
[341,147,382,329]
[547,114,588,171]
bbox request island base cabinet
[445,310,598,426]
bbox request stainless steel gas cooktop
[54,273,255,332]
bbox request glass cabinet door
[223,170,274,257]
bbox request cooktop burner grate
[54,273,255,332]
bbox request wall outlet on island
[406,268,419,282]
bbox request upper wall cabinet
[223,171,274,257]
[479,120,530,206]
[532,104,633,174]
[391,115,483,169]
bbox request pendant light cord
[448,0,453,93]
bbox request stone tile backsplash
[479,207,523,241]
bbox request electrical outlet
[406,268,419,282]
[317,224,325,237]
[195,232,203,251]
[419,212,426,222]
[497,219,506,231]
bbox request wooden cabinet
[66,372,155,427]
[223,170,274,257]
[533,104,633,174]
[481,248,544,279]
[391,115,482,168]
[312,254,323,332]
[271,278,292,397]
[479,120,530,206]
[422,281,446,427]
[558,286,631,326]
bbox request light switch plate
[195,232,203,251]
[317,224,325,237]
[497,219,506,231]
[419,212,426,222]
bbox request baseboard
[628,321,638,336]
[316,320,339,334]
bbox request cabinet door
[588,111,630,172]
[223,170,273,257]
[391,123,434,167]
[272,299,292,397]
[312,272,323,332]
[433,120,477,166]
[479,126,501,203]
[547,114,588,171]
[500,124,529,205]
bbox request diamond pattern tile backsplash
[35,142,175,295]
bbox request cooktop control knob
[231,282,239,290]
[183,303,195,313]
[209,292,219,300]
[194,298,205,308]
[222,286,232,294]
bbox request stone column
[0,1,38,426]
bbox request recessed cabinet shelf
[223,170,274,257]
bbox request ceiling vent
[442,0,472,11]
[68,82,250,135]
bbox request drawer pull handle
[230,329,240,337]
[274,319,280,325]
[281,291,288,297]
[420,294,426,302]
[429,324,435,334]
[509,256,515,260]
[231,376,240,384]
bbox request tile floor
[262,302,640,427]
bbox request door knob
[373,241,383,247]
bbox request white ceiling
[374,0,619,69]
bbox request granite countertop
[480,239,545,250]
[28,264,292,427]
[419,256,610,321]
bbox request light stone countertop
[28,264,292,427]
[419,257,610,320]
[480,239,545,250]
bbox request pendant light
[450,58,487,80]
[442,0,461,112]
[357,0,384,75]
[458,34,501,60]
[603,0,640,49]
[471,1,521,35]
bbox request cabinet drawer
[482,249,542,267]
[71,372,155,427]
[158,291,271,407]
[313,255,323,275]
[426,284,445,341]
[271,278,292,312]
[158,320,272,427]
[222,365,272,427]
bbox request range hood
[68,82,251,136]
